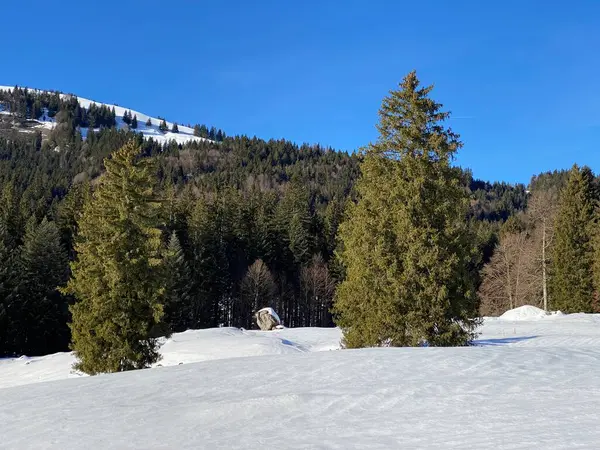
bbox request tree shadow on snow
[474,335,538,346]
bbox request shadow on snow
[474,336,538,346]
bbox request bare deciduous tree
[241,259,276,325]
[479,229,539,316]
[300,254,336,327]
[526,189,559,311]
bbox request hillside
[0,85,208,145]
[2,309,600,449]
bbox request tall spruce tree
[15,218,69,356]
[64,141,167,374]
[551,164,595,313]
[162,232,192,333]
[333,71,480,348]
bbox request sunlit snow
[2,308,600,448]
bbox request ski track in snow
[0,85,210,145]
[2,312,600,449]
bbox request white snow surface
[3,311,600,448]
[0,85,209,145]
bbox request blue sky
[3,0,600,183]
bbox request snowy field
[0,85,208,145]
[2,306,600,449]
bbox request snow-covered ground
[2,307,600,449]
[0,85,208,145]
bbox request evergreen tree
[14,218,69,355]
[64,141,167,374]
[333,71,480,348]
[146,117,152,127]
[159,119,168,132]
[172,122,179,133]
[162,232,192,333]
[551,164,595,313]
[123,110,131,125]
[131,114,138,129]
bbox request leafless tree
[300,254,336,326]
[241,259,276,320]
[526,189,559,311]
[479,229,539,316]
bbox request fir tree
[333,71,480,348]
[162,232,192,333]
[123,110,131,125]
[14,218,69,356]
[171,122,179,133]
[64,141,167,374]
[146,117,152,127]
[159,119,168,132]
[131,114,138,129]
[551,164,595,313]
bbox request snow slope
[3,310,600,448]
[0,85,208,145]
[0,327,342,389]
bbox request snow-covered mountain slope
[2,310,600,449]
[0,85,208,145]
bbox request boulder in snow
[255,307,281,331]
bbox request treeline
[479,166,600,315]
[0,87,116,127]
[0,120,359,358]
[0,75,544,369]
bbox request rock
[255,307,281,331]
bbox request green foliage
[550,165,596,313]
[171,123,179,133]
[333,71,480,348]
[64,141,167,374]
[159,119,168,132]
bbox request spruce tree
[146,117,152,127]
[551,164,595,313]
[131,114,138,129]
[171,122,179,133]
[15,218,69,355]
[159,119,168,132]
[64,141,167,374]
[333,71,480,348]
[162,232,192,333]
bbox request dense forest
[0,81,579,368]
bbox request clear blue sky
[3,0,600,183]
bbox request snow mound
[499,305,548,321]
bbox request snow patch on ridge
[0,85,211,145]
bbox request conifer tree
[146,117,152,127]
[162,232,192,333]
[551,165,595,313]
[15,218,69,355]
[159,119,168,132]
[171,122,179,133]
[333,71,480,348]
[131,114,138,129]
[64,141,167,374]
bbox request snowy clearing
[0,85,210,145]
[2,310,600,448]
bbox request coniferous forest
[0,76,592,373]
